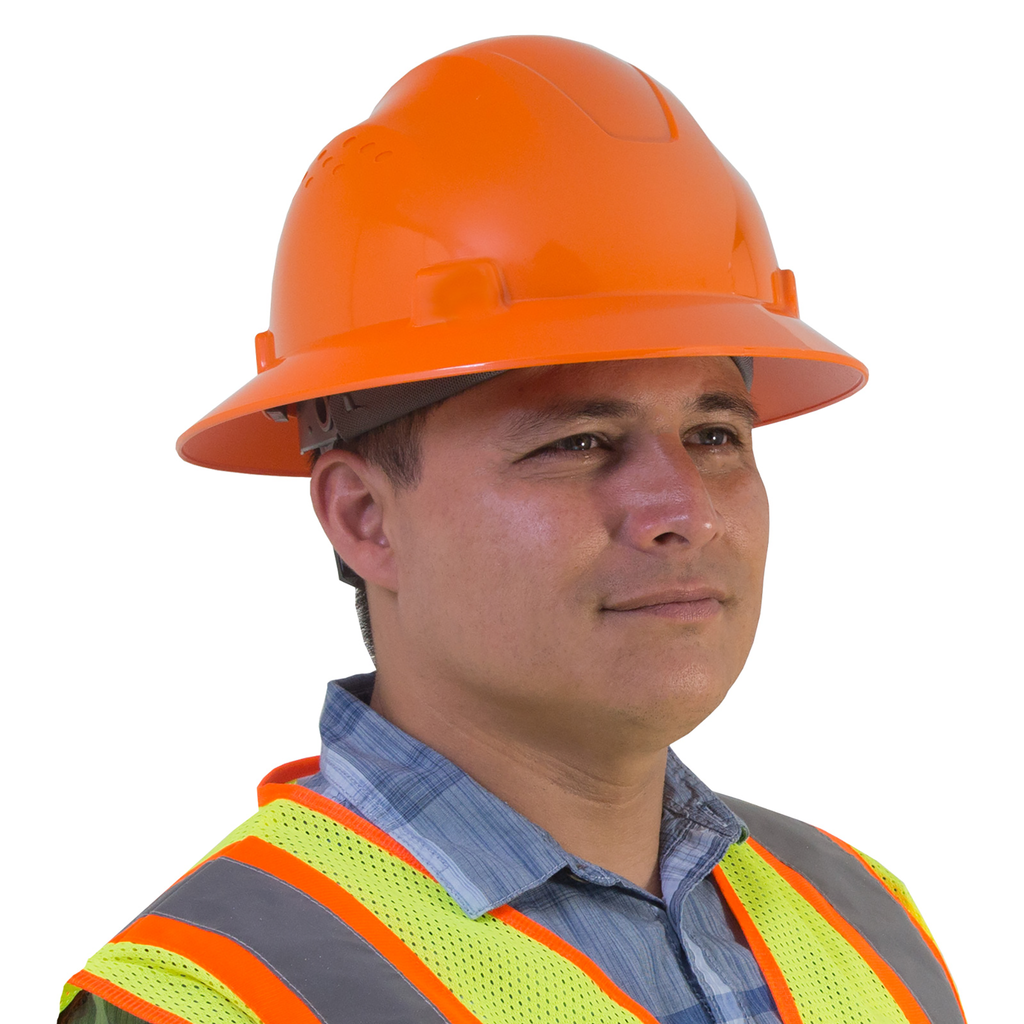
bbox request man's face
[378,356,769,755]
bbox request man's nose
[608,435,724,553]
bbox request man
[59,35,965,1024]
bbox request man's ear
[310,450,398,591]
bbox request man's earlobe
[310,451,397,590]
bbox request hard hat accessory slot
[297,371,504,454]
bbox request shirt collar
[306,674,745,919]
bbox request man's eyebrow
[503,391,758,439]
[504,399,644,438]
[694,391,759,426]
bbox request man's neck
[371,670,668,896]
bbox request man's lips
[602,586,728,620]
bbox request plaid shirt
[301,675,782,1024]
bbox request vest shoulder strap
[717,794,965,1024]
[64,785,659,1024]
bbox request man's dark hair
[308,400,445,661]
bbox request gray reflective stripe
[719,795,964,1024]
[146,855,449,1024]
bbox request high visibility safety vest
[61,759,965,1024]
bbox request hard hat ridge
[177,35,867,476]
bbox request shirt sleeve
[58,990,152,1024]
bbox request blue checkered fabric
[301,675,782,1024]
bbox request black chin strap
[334,549,363,586]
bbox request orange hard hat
[177,35,867,476]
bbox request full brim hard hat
[177,37,867,477]
[178,297,864,475]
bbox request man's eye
[549,433,604,452]
[519,432,613,463]
[685,426,740,447]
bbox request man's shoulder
[716,792,918,908]
[718,791,852,854]
[716,791,916,909]
[715,793,946,983]
[57,785,438,1024]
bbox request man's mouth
[602,586,727,621]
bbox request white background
[4,1,1018,1020]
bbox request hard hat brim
[176,294,867,476]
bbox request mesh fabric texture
[718,843,911,1024]
[851,848,934,944]
[205,797,648,1024]
[60,983,81,1013]
[79,943,258,1024]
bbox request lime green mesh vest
[61,778,964,1024]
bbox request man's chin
[573,668,740,747]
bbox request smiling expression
[372,356,770,753]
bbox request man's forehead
[430,356,757,437]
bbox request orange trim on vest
[259,757,321,788]
[216,835,484,1024]
[746,838,931,1024]
[258,779,429,874]
[817,827,967,1024]
[256,777,661,1024]
[68,971,194,1024]
[490,905,663,1024]
[710,866,804,1024]
[113,915,322,1024]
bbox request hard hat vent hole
[314,397,332,431]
